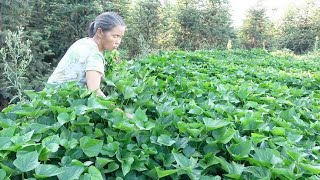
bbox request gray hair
[88,12,125,38]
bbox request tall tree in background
[122,0,162,57]
[278,0,320,54]
[175,0,200,50]
[175,0,234,50]
[238,7,272,49]
[157,1,179,50]
[199,0,235,49]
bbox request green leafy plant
[0,50,319,179]
[104,50,120,73]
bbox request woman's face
[99,26,126,51]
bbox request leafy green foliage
[0,50,320,179]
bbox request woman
[47,12,126,98]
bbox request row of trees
[1,0,319,59]
[239,0,320,53]
[0,0,319,105]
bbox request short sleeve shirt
[47,38,105,85]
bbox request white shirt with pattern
[47,38,105,85]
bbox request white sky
[229,0,306,27]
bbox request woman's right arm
[86,70,106,98]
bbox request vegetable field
[0,50,320,180]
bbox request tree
[238,6,272,49]
[200,0,235,49]
[175,0,202,50]
[277,0,320,54]
[175,0,234,50]
[122,0,162,57]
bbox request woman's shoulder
[68,38,100,55]
[72,38,96,48]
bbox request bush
[0,28,33,103]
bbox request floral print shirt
[47,38,105,85]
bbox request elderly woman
[47,12,126,98]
